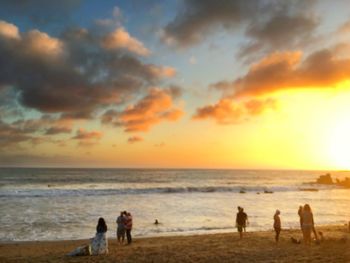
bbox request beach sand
[1,225,349,263]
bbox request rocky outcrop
[316,173,350,188]
[316,173,333,184]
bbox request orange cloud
[0,20,20,40]
[193,98,276,124]
[211,49,350,98]
[72,128,102,140]
[244,98,277,116]
[25,30,63,57]
[102,87,183,132]
[195,46,350,125]
[148,65,176,78]
[102,27,150,56]
[72,128,103,146]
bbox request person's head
[123,211,127,216]
[303,204,311,212]
[127,212,131,216]
[240,207,244,212]
[97,217,106,227]
[120,211,124,216]
[237,206,241,211]
[275,209,280,215]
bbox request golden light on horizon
[327,119,350,170]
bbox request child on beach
[273,210,281,243]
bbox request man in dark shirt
[236,206,248,239]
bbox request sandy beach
[1,225,349,263]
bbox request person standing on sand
[125,212,133,244]
[116,212,126,245]
[301,204,314,245]
[298,205,303,228]
[236,207,248,239]
[273,210,281,243]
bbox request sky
[0,0,350,169]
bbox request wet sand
[1,225,349,262]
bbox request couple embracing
[116,211,133,245]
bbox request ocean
[0,168,349,241]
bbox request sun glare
[328,119,350,170]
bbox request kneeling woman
[91,217,108,255]
[67,217,108,256]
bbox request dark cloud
[0,113,74,148]
[45,126,72,135]
[162,0,257,47]
[0,20,176,116]
[101,87,183,132]
[162,0,318,57]
[239,12,318,59]
[0,120,39,147]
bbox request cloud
[45,126,72,135]
[102,27,150,56]
[72,128,102,140]
[72,128,103,147]
[0,20,20,39]
[195,45,350,124]
[162,0,255,47]
[193,98,276,124]
[239,12,318,59]
[162,0,318,58]
[0,114,75,148]
[0,20,176,117]
[128,136,143,144]
[102,87,183,132]
[147,65,176,78]
[215,49,350,98]
[0,120,34,147]
[25,29,64,57]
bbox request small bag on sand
[66,244,91,256]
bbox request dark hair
[96,217,107,233]
[303,204,312,213]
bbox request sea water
[0,168,349,241]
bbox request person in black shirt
[236,206,248,239]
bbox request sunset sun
[328,119,350,170]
